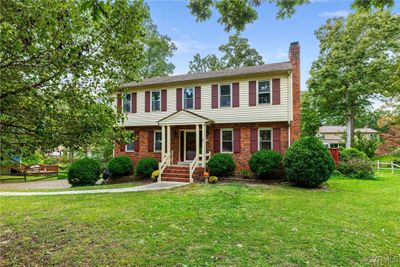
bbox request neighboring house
[317,126,378,148]
[114,42,301,182]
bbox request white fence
[374,161,400,174]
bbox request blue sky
[147,0,399,90]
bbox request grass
[1,172,399,266]
[373,155,400,162]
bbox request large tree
[188,34,264,73]
[307,11,400,147]
[0,0,149,157]
[188,0,395,32]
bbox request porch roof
[158,110,213,126]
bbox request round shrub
[340,148,369,162]
[108,156,133,177]
[207,153,235,177]
[284,137,335,188]
[135,157,158,178]
[209,176,218,183]
[249,150,282,178]
[338,148,374,178]
[67,158,101,186]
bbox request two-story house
[114,42,301,182]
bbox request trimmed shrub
[135,157,158,178]
[284,137,335,188]
[339,148,374,178]
[209,176,218,183]
[248,150,282,178]
[108,156,133,177]
[67,158,101,186]
[207,153,235,177]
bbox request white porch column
[196,124,200,160]
[202,123,206,168]
[167,125,171,164]
[161,125,166,159]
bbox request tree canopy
[307,11,400,147]
[187,0,395,32]
[188,34,264,73]
[0,0,152,158]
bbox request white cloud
[172,35,216,54]
[319,10,350,18]
[171,27,179,31]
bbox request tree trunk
[345,109,355,148]
[68,147,74,164]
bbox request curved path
[0,182,189,197]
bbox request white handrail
[189,155,200,183]
[158,152,170,182]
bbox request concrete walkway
[0,179,70,190]
[0,182,189,197]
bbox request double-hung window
[152,91,161,111]
[258,80,271,104]
[154,131,162,152]
[220,84,231,107]
[123,93,131,113]
[259,129,272,150]
[221,129,233,153]
[126,141,135,152]
[184,87,194,109]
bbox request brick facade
[289,42,301,144]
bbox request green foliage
[207,154,236,177]
[22,151,44,165]
[307,11,400,147]
[67,158,101,186]
[248,150,282,178]
[135,157,158,179]
[108,156,133,177]
[187,0,393,32]
[188,34,263,73]
[353,132,380,158]
[284,137,335,187]
[339,148,374,179]
[151,170,160,180]
[240,169,250,178]
[300,91,321,137]
[340,148,369,162]
[208,176,218,184]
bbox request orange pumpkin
[203,172,209,177]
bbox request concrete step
[162,177,190,183]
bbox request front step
[161,165,190,182]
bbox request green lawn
[1,173,399,266]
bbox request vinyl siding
[118,74,291,127]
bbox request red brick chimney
[289,41,301,143]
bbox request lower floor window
[259,129,272,150]
[154,131,162,152]
[126,142,135,151]
[221,129,233,152]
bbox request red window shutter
[234,129,241,153]
[272,78,281,105]
[134,131,140,152]
[232,82,240,107]
[161,90,167,111]
[148,130,154,152]
[273,128,281,152]
[249,81,257,106]
[212,84,218,109]
[176,88,182,111]
[119,143,125,152]
[145,91,150,112]
[131,92,137,113]
[195,86,201,109]
[250,128,258,153]
[117,94,122,112]
[213,129,220,153]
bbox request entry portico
[158,110,213,182]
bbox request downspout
[288,70,292,146]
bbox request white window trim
[154,130,162,153]
[183,87,195,110]
[257,80,272,106]
[126,143,135,152]
[220,128,234,153]
[123,93,132,113]
[151,90,161,112]
[258,128,273,151]
[219,83,232,108]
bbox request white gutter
[288,70,292,146]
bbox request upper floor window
[220,84,231,107]
[258,80,271,104]
[259,128,272,150]
[123,94,131,113]
[184,88,194,109]
[154,131,162,152]
[152,91,161,111]
[221,129,233,153]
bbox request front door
[183,131,202,162]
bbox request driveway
[0,181,189,196]
[0,179,70,190]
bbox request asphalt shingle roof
[122,62,292,88]
[318,126,377,133]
